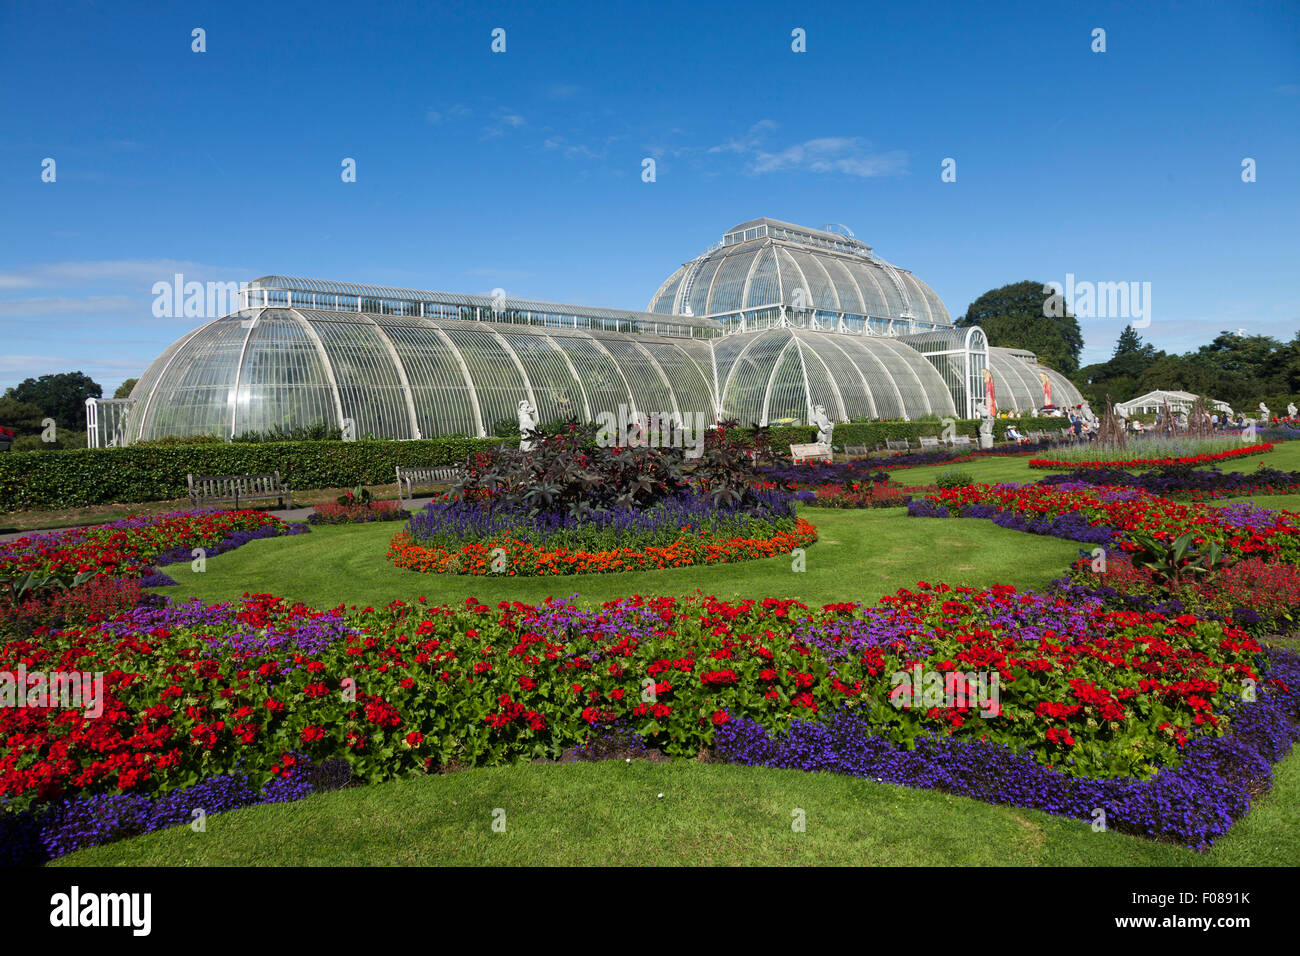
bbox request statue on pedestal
[517,400,538,452]
[976,400,994,449]
[811,404,834,451]
[1258,402,1271,423]
[1288,403,1297,419]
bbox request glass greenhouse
[103,218,1084,445]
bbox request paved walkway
[0,496,436,544]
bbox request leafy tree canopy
[1072,327,1300,412]
[0,396,47,434]
[6,371,102,430]
[114,378,139,399]
[956,280,1084,374]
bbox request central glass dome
[648,218,950,329]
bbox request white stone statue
[976,400,995,449]
[1258,402,1271,422]
[517,400,538,452]
[811,404,834,449]
[1288,403,1297,419]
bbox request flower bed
[1029,441,1274,470]
[1054,553,1300,635]
[308,499,405,525]
[910,483,1300,565]
[0,576,156,635]
[716,648,1300,852]
[389,516,819,574]
[2,583,1291,860]
[1036,464,1300,499]
[0,510,300,581]
[790,478,927,509]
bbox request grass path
[55,754,1300,867]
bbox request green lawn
[156,506,1087,610]
[55,754,1300,867]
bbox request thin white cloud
[542,135,608,160]
[482,108,527,138]
[708,119,779,155]
[751,138,908,177]
[425,103,472,125]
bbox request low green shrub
[934,469,975,489]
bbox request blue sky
[1,0,1297,396]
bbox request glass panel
[765,342,807,424]
[846,262,891,317]
[638,340,714,421]
[789,251,837,311]
[595,337,676,418]
[310,317,409,439]
[442,328,529,436]
[721,330,789,424]
[382,321,479,436]
[649,265,687,314]
[137,316,248,439]
[686,256,725,317]
[551,333,634,420]
[706,249,757,315]
[499,331,582,426]
[234,312,336,436]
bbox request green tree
[8,371,102,430]
[0,396,47,435]
[957,280,1084,374]
[114,378,139,399]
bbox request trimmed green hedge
[755,418,1071,458]
[0,437,508,511]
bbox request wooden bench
[948,435,973,448]
[842,444,871,459]
[396,465,461,502]
[789,442,833,465]
[884,439,911,451]
[188,472,290,510]
[918,436,940,449]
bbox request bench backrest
[395,466,460,498]
[950,435,972,446]
[917,436,940,448]
[396,465,458,481]
[842,444,870,458]
[789,442,833,463]
[188,472,284,496]
[885,439,910,451]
